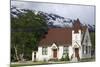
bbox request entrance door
[75,48,80,60]
[34,52,36,62]
[53,49,57,58]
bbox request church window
[42,47,47,55]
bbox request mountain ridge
[11,6,95,32]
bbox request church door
[53,49,57,58]
[75,48,80,60]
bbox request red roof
[39,19,87,46]
[39,28,72,46]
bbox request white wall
[36,47,51,61]
[71,28,92,59]
[68,46,73,59]
[32,43,60,61]
[82,28,92,46]
[81,28,92,58]
[48,47,52,59]
[32,51,38,61]
[72,30,82,59]
[81,47,91,58]
[32,51,34,61]
[32,44,66,61]
[58,46,63,59]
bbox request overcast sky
[11,1,95,25]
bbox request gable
[81,28,92,46]
[51,43,58,49]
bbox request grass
[80,57,95,62]
[10,57,95,67]
[10,61,49,67]
[11,63,46,67]
[10,61,69,67]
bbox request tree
[90,32,95,57]
[11,9,48,61]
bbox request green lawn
[10,58,95,67]
[80,57,95,62]
[11,62,49,67]
[10,61,69,67]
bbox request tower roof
[73,18,81,33]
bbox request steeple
[73,18,81,33]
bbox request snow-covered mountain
[11,7,95,32]
[11,7,73,28]
[38,11,73,28]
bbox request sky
[11,1,95,25]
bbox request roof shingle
[39,28,72,46]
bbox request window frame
[89,46,91,54]
[86,46,88,54]
[82,45,84,54]
[42,47,48,55]
[63,46,68,55]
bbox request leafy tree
[90,32,95,57]
[11,9,48,61]
[90,32,95,50]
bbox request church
[32,19,92,62]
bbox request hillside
[11,6,95,32]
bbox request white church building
[32,19,92,61]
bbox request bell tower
[72,18,82,60]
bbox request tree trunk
[19,44,25,62]
[14,45,19,61]
[19,53,24,61]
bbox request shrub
[60,53,70,61]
